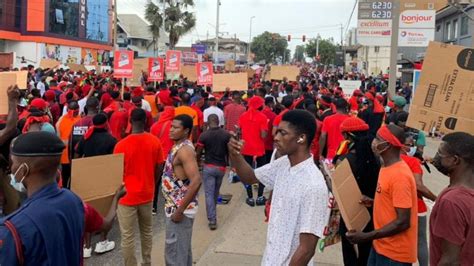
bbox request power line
[345,0,358,35]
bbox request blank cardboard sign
[0,72,17,114]
[213,72,248,92]
[71,154,124,216]
[331,159,370,231]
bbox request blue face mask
[9,163,28,193]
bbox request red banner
[166,50,182,72]
[148,57,164,82]
[196,62,213,86]
[113,50,134,78]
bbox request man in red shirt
[224,91,246,132]
[238,96,268,206]
[105,91,129,141]
[45,90,61,126]
[319,98,350,161]
[262,97,277,163]
[114,108,165,265]
[430,132,474,266]
[157,82,173,107]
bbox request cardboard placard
[128,58,148,87]
[224,60,235,72]
[166,50,182,72]
[331,159,370,231]
[14,71,28,90]
[180,65,197,82]
[148,57,165,82]
[68,63,88,73]
[338,80,361,98]
[71,154,124,216]
[212,72,248,92]
[40,59,60,69]
[407,42,474,134]
[270,65,300,81]
[246,69,256,79]
[0,72,17,114]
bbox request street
[87,138,448,266]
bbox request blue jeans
[202,165,225,223]
[368,248,412,266]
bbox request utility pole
[248,16,255,66]
[316,35,320,57]
[215,0,220,66]
[388,0,400,96]
[234,33,237,61]
[113,0,118,51]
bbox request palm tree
[145,2,163,56]
[145,0,196,51]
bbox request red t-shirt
[430,186,474,265]
[108,104,129,141]
[224,103,246,132]
[273,109,289,128]
[158,89,173,106]
[310,119,323,161]
[150,120,174,157]
[401,154,427,213]
[321,113,350,159]
[238,110,268,157]
[261,107,277,151]
[114,133,165,206]
[348,96,359,111]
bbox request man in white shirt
[203,97,224,128]
[37,76,46,97]
[228,109,330,266]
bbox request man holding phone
[229,110,330,265]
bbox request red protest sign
[196,62,213,86]
[166,50,182,72]
[113,50,134,78]
[148,58,164,82]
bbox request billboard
[398,9,435,47]
[357,0,393,46]
[48,0,111,44]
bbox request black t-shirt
[358,108,384,140]
[198,127,231,167]
[340,152,380,199]
[76,129,117,158]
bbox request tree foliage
[294,45,305,62]
[145,0,196,50]
[250,31,289,64]
[305,37,337,65]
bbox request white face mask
[9,163,28,193]
[407,146,417,157]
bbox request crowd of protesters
[0,62,471,266]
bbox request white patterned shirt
[255,155,329,266]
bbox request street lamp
[215,0,221,65]
[248,16,255,65]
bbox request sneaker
[246,198,255,207]
[152,208,157,215]
[208,222,217,230]
[83,247,92,258]
[256,196,267,206]
[94,240,115,254]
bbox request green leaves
[250,31,289,64]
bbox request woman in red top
[401,135,437,266]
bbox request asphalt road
[86,196,165,266]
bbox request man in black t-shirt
[196,114,231,230]
[75,113,117,158]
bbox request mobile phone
[234,126,241,141]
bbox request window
[374,46,380,53]
[452,19,458,39]
[436,24,441,32]
[445,21,451,41]
[460,16,469,36]
[142,40,147,47]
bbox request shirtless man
[161,114,202,266]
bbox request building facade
[434,3,473,47]
[0,0,114,68]
[117,14,168,58]
[198,37,249,64]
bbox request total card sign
[148,57,164,82]
[357,19,392,46]
[197,62,213,86]
[113,50,134,78]
[166,50,182,72]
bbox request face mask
[9,163,28,193]
[432,154,451,176]
[407,146,417,157]
[372,141,389,156]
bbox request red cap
[29,98,49,111]
[340,117,369,132]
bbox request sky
[117,0,358,53]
